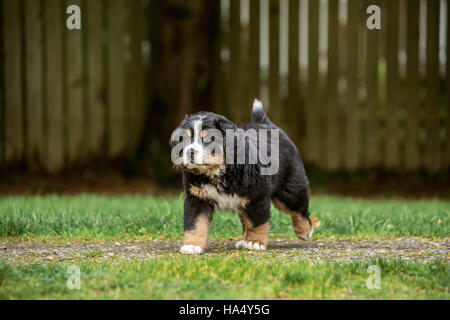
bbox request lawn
[0,256,447,299]
[0,194,448,241]
[0,194,448,299]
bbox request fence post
[23,0,43,169]
[107,0,126,158]
[269,0,281,125]
[306,0,319,164]
[3,0,24,164]
[127,0,145,157]
[288,0,300,146]
[346,0,360,170]
[365,0,380,168]
[249,0,260,102]
[229,0,242,122]
[425,0,441,172]
[326,0,339,169]
[66,0,84,165]
[87,0,105,157]
[0,0,3,166]
[385,0,400,169]
[45,0,65,172]
[405,0,420,170]
[447,0,450,171]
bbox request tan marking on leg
[240,213,270,246]
[273,198,312,239]
[240,197,249,209]
[184,214,211,249]
[189,185,208,200]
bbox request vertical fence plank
[240,0,251,122]
[365,0,380,168]
[214,1,226,116]
[127,0,144,155]
[288,0,300,144]
[215,0,230,117]
[0,0,3,165]
[66,0,84,164]
[385,0,400,169]
[87,0,105,156]
[326,0,339,169]
[269,0,281,125]
[45,0,64,171]
[249,0,260,100]
[25,0,44,168]
[346,0,360,170]
[3,0,24,164]
[425,0,441,172]
[306,0,319,164]
[447,0,450,170]
[405,0,420,170]
[108,0,126,157]
[229,0,241,121]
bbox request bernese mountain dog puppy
[170,99,313,254]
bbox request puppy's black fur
[171,102,311,253]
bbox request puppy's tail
[251,99,272,126]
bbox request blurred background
[0,0,449,197]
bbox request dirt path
[1,238,448,265]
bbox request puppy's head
[170,112,235,176]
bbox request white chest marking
[202,184,246,212]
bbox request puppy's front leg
[180,196,213,255]
[236,199,271,251]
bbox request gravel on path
[0,238,448,265]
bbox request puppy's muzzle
[183,145,204,165]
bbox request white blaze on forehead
[183,117,205,165]
[192,120,203,144]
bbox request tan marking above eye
[187,129,192,137]
[201,130,207,138]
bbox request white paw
[235,240,248,249]
[235,240,266,250]
[297,228,314,241]
[180,244,203,255]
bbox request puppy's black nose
[187,148,196,160]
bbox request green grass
[0,194,448,299]
[0,256,447,299]
[0,194,448,241]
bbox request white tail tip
[253,99,263,110]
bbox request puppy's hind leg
[272,190,313,240]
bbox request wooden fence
[0,0,148,172]
[216,0,449,172]
[0,0,449,174]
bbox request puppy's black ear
[214,115,236,134]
